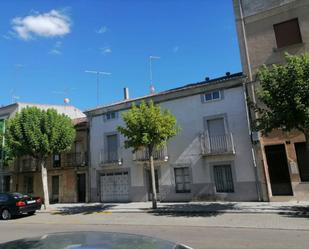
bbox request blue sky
[0,0,241,110]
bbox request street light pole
[85,70,111,106]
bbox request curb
[37,208,309,216]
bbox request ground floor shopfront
[259,130,309,201]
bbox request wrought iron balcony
[100,149,123,166]
[20,157,37,172]
[200,132,235,156]
[64,152,88,167]
[133,146,168,162]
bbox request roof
[85,72,244,114]
[72,117,88,125]
[0,102,86,120]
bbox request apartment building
[0,102,89,203]
[233,0,309,200]
[85,73,260,202]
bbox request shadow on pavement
[147,203,237,217]
[51,204,116,215]
[278,205,309,218]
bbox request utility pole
[85,70,111,106]
[149,56,160,94]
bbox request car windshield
[11,192,27,199]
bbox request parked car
[0,231,193,248]
[0,192,42,220]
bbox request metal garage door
[100,172,129,202]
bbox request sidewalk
[39,201,309,215]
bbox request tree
[256,53,309,154]
[6,107,75,207]
[117,101,179,209]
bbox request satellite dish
[64,98,70,104]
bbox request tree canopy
[6,107,76,160]
[117,100,179,152]
[256,53,309,143]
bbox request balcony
[100,149,122,166]
[20,157,37,172]
[133,146,168,162]
[64,152,88,167]
[200,132,235,156]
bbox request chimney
[124,87,129,100]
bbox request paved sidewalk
[39,201,309,215]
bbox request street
[0,209,309,249]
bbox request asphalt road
[0,211,309,249]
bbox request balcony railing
[200,132,235,156]
[20,157,37,172]
[100,148,122,166]
[64,152,88,167]
[133,146,168,162]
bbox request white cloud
[11,10,71,40]
[96,26,108,34]
[172,46,179,53]
[49,41,63,55]
[100,46,112,55]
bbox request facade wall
[233,0,309,201]
[88,82,259,202]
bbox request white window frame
[203,90,222,103]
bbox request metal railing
[100,148,122,165]
[64,152,88,167]
[200,132,235,156]
[20,157,37,172]
[133,146,168,161]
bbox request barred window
[174,167,191,193]
[213,165,234,193]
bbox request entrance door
[77,173,86,202]
[265,144,293,196]
[51,175,60,203]
[146,169,159,201]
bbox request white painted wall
[89,84,256,198]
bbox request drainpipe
[238,0,262,201]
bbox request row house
[85,73,260,202]
[233,0,309,200]
[0,102,89,203]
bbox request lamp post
[85,70,111,106]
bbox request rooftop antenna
[11,64,24,103]
[52,87,76,104]
[85,70,111,106]
[149,56,160,94]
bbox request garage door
[100,172,129,202]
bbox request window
[174,167,191,193]
[295,142,309,182]
[53,154,61,168]
[274,18,302,48]
[24,175,34,194]
[213,165,234,193]
[203,90,221,102]
[106,134,118,162]
[104,111,118,121]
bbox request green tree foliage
[256,53,309,149]
[6,107,75,207]
[117,101,179,208]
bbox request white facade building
[86,73,260,202]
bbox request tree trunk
[149,146,157,209]
[305,133,309,166]
[40,160,50,209]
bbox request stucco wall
[89,84,258,202]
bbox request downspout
[238,0,262,201]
